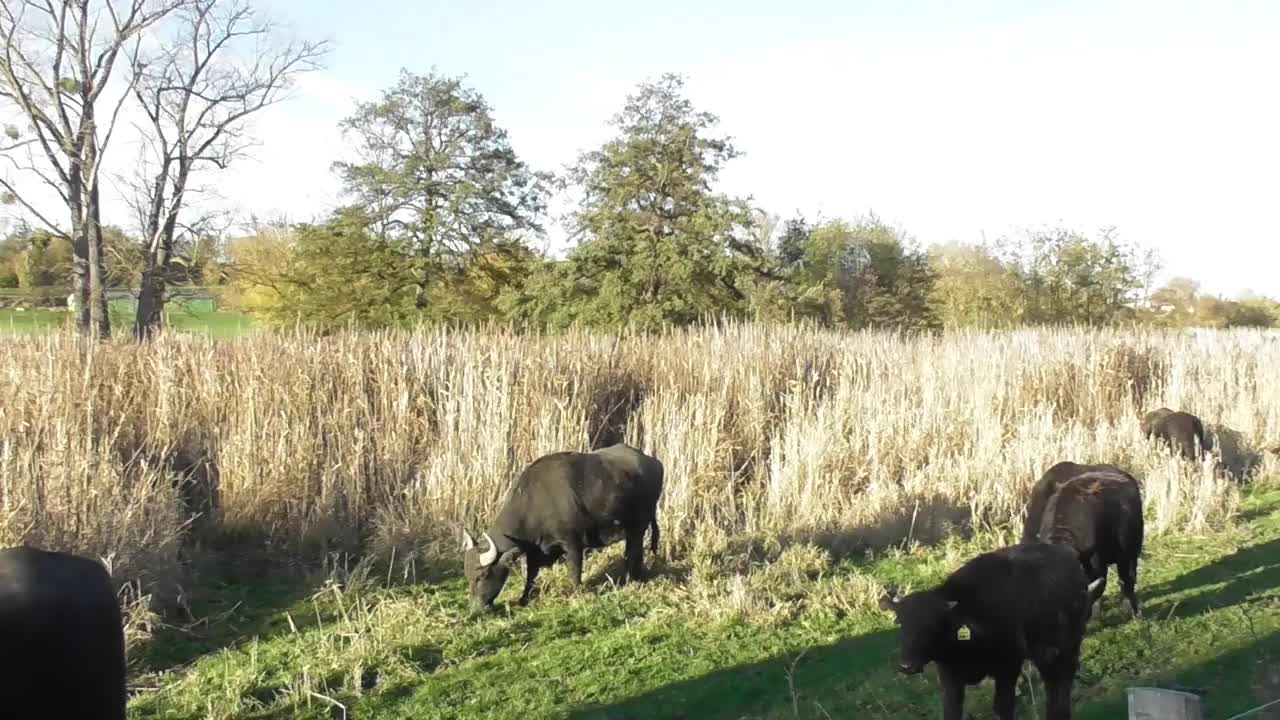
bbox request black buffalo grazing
[1141,407,1211,460]
[0,546,126,720]
[881,542,1099,720]
[461,443,664,612]
[1022,461,1145,617]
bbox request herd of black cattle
[0,406,1220,718]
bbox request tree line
[221,71,1277,332]
[3,5,1276,337]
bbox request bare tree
[1,0,183,338]
[126,0,328,339]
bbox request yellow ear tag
[957,625,971,641]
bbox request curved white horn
[462,530,476,551]
[478,531,499,567]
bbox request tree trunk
[87,183,110,339]
[135,165,185,341]
[68,178,91,336]
[134,261,166,340]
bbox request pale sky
[6,0,1280,297]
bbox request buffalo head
[462,530,516,612]
[879,586,961,675]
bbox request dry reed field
[1,323,1275,602]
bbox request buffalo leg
[992,669,1019,720]
[518,554,543,606]
[1119,556,1141,617]
[1042,665,1078,720]
[937,667,966,720]
[563,540,585,589]
[1036,648,1080,720]
[623,524,647,584]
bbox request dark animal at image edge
[881,542,1100,720]
[1141,407,1212,461]
[461,443,664,611]
[1022,461,1146,617]
[0,546,127,720]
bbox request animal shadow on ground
[566,495,972,599]
[567,629,904,720]
[1138,537,1280,621]
[581,550,692,591]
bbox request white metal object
[1128,687,1204,720]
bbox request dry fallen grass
[1,323,1276,602]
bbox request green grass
[128,489,1280,720]
[0,307,254,336]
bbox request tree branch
[0,175,68,237]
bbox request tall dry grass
[1,323,1277,597]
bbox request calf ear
[878,586,901,611]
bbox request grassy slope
[130,489,1280,720]
[0,308,253,336]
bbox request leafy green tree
[927,241,1025,328]
[224,223,297,316]
[521,73,778,329]
[775,217,811,269]
[783,216,938,330]
[240,208,543,329]
[234,69,550,328]
[1224,299,1276,328]
[1196,294,1278,328]
[0,236,18,287]
[1148,277,1201,326]
[1002,227,1145,325]
[330,68,550,315]
[272,209,422,328]
[8,229,71,290]
[1230,292,1280,327]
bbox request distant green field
[0,306,255,337]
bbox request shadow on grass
[567,629,906,720]
[775,495,975,561]
[1075,630,1280,720]
[567,502,1280,720]
[136,538,332,675]
[1209,424,1272,484]
[1139,538,1280,620]
[580,553,692,591]
[505,494,973,615]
